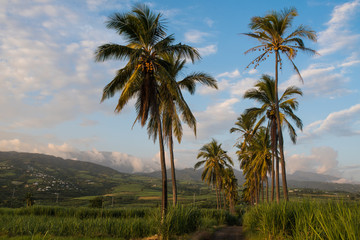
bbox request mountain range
[1,150,359,207]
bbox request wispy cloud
[0,1,120,129]
[300,104,360,140]
[281,64,354,98]
[184,30,210,43]
[317,0,360,56]
[204,17,214,27]
[197,44,217,56]
[217,69,241,78]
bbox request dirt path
[209,226,246,240]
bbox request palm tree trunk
[266,176,269,203]
[215,185,219,209]
[276,135,280,203]
[223,191,227,210]
[158,119,168,220]
[168,131,177,206]
[261,180,264,203]
[254,172,258,205]
[229,195,235,214]
[274,50,289,201]
[271,119,276,202]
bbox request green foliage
[0,205,243,239]
[89,197,103,208]
[243,200,360,239]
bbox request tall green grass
[0,205,241,239]
[243,200,360,240]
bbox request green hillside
[0,151,214,208]
[0,151,150,207]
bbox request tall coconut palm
[222,168,238,214]
[195,139,233,209]
[148,53,217,206]
[95,4,199,218]
[238,127,270,204]
[243,8,317,200]
[244,74,303,202]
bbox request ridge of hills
[0,151,139,207]
[1,151,360,207]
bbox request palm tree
[243,8,317,200]
[244,74,303,202]
[238,127,271,204]
[230,112,257,150]
[194,139,233,209]
[148,53,217,206]
[222,168,238,214]
[95,4,199,218]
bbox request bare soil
[209,226,245,240]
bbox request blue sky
[0,0,359,182]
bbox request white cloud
[286,147,360,182]
[189,98,239,139]
[339,52,360,67]
[281,64,353,97]
[217,69,241,78]
[0,1,121,129]
[230,77,257,97]
[301,104,360,140]
[0,138,157,173]
[198,73,257,97]
[184,30,210,43]
[204,17,214,27]
[318,0,360,56]
[198,79,230,95]
[197,44,217,56]
[287,147,339,175]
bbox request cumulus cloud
[185,98,239,139]
[230,77,257,97]
[197,44,217,56]
[0,138,158,173]
[286,147,339,175]
[317,0,360,56]
[301,104,360,140]
[0,1,121,129]
[286,147,360,182]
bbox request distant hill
[1,151,360,208]
[140,168,360,193]
[137,168,246,184]
[0,151,134,207]
[287,171,339,182]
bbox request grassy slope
[0,151,217,208]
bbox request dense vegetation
[243,200,360,239]
[0,205,241,239]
